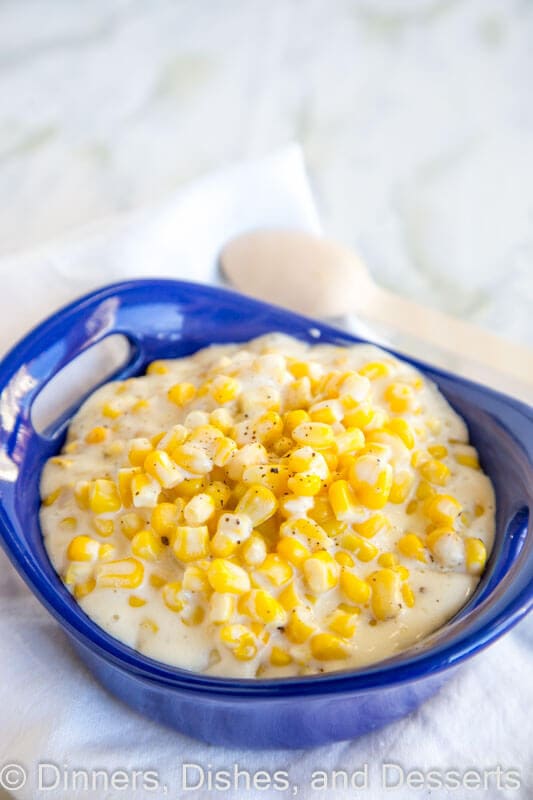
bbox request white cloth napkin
[0,145,531,800]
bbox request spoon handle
[364,282,533,390]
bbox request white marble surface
[0,0,532,345]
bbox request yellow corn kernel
[270,646,292,667]
[73,578,96,599]
[209,592,236,623]
[378,552,397,568]
[150,502,180,537]
[171,443,212,474]
[340,570,371,604]
[309,399,344,425]
[328,479,364,523]
[291,422,335,449]
[168,382,197,406]
[426,527,465,568]
[406,499,418,515]
[183,493,215,525]
[158,425,188,453]
[287,472,323,497]
[141,618,160,634]
[95,558,144,589]
[131,473,161,508]
[219,624,257,661]
[241,534,267,567]
[147,360,169,375]
[129,595,147,608]
[308,496,333,524]
[174,476,208,499]
[117,467,140,507]
[327,608,357,638]
[271,435,293,456]
[416,479,436,501]
[235,484,277,526]
[144,450,184,488]
[60,516,77,531]
[102,402,122,419]
[211,375,241,404]
[242,463,290,494]
[349,455,393,510]
[464,537,487,575]
[286,608,315,643]
[386,418,415,449]
[182,565,210,593]
[241,589,287,626]
[212,436,238,468]
[359,361,391,380]
[384,382,417,414]
[119,512,144,539]
[149,573,167,589]
[182,601,206,626]
[207,559,251,594]
[151,432,165,448]
[320,517,347,539]
[419,458,451,487]
[335,551,354,568]
[253,411,283,445]
[67,535,100,562]
[92,517,114,537]
[173,525,209,562]
[210,513,252,557]
[389,471,414,504]
[257,554,292,586]
[209,407,234,434]
[310,633,349,661]
[205,480,232,510]
[284,377,312,410]
[428,444,448,459]
[424,494,462,527]
[85,426,108,444]
[395,565,410,580]
[342,404,374,430]
[455,448,480,469]
[402,583,415,608]
[89,479,121,514]
[340,533,378,562]
[283,409,310,435]
[354,513,390,539]
[42,488,61,507]
[131,529,163,561]
[131,398,149,414]
[335,427,365,455]
[128,437,153,467]
[367,568,402,621]
[303,550,340,594]
[278,582,301,612]
[162,581,184,612]
[398,533,426,563]
[280,517,330,550]
[276,536,311,567]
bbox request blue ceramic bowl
[0,279,531,749]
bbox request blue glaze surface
[0,279,531,748]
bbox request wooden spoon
[220,228,533,394]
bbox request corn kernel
[424,494,462,527]
[367,568,402,621]
[426,528,465,568]
[241,534,267,566]
[131,529,163,561]
[275,536,310,567]
[173,524,209,562]
[310,633,349,661]
[335,551,354,567]
[211,375,241,404]
[398,533,426,563]
[119,512,144,539]
[419,459,451,487]
[85,426,108,444]
[384,382,417,414]
[241,589,287,625]
[162,581,184,612]
[235,484,277,526]
[73,578,96,599]
[95,558,144,589]
[210,407,234,434]
[128,595,147,608]
[309,399,344,425]
[340,570,371,604]
[401,583,415,608]
[89,479,121,514]
[168,382,197,406]
[280,517,330,550]
[131,474,161,508]
[354,513,390,539]
[335,427,365,455]
[174,476,208,499]
[389,471,414,504]
[183,493,215,525]
[151,502,180,536]
[171,443,213,475]
[292,422,335,449]
[67,535,100,562]
[92,517,114,537]
[144,449,184,488]
[270,646,292,666]
[182,565,210,593]
[147,360,169,375]
[207,559,251,594]
[102,402,121,419]
[303,550,340,593]
[283,409,310,435]
[328,479,365,523]
[359,361,391,380]
[288,472,323,496]
[327,608,357,638]
[428,444,448,459]
[128,437,153,467]
[464,537,487,575]
[349,455,393,510]
[219,624,257,661]
[209,592,236,623]
[386,418,415,449]
[286,608,315,643]
[257,554,293,586]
